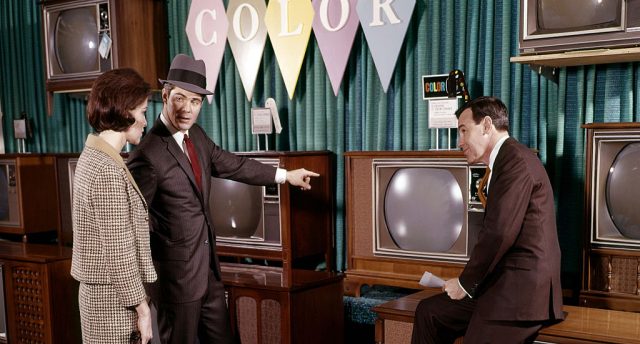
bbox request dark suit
[412,138,564,344]
[127,118,277,344]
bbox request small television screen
[0,160,20,227]
[536,0,621,34]
[520,0,640,53]
[0,263,6,342]
[373,159,483,261]
[44,0,112,79]
[56,155,79,247]
[591,130,640,247]
[209,158,282,249]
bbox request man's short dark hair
[87,68,150,133]
[455,96,510,131]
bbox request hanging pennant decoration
[356,0,416,92]
[264,0,315,99]
[186,0,229,102]
[226,0,268,101]
[312,0,359,96]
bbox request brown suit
[412,138,564,344]
[72,134,156,343]
[127,118,277,344]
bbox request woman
[71,68,157,344]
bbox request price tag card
[251,108,273,134]
[428,98,459,129]
[99,33,112,59]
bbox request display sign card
[428,98,459,129]
[422,74,449,99]
[251,108,273,134]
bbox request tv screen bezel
[519,0,640,54]
[212,157,283,250]
[372,158,481,262]
[0,159,20,228]
[43,0,111,81]
[590,129,640,248]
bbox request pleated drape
[2,0,640,287]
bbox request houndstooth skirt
[79,283,137,344]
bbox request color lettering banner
[186,0,228,102]
[265,0,315,99]
[357,0,416,92]
[226,0,269,101]
[186,0,417,99]
[312,0,359,96]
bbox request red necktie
[184,134,202,191]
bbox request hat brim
[158,78,214,96]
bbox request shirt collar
[489,135,509,171]
[160,112,188,151]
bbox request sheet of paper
[419,271,445,288]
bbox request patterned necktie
[477,166,491,208]
[183,134,202,191]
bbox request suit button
[144,216,149,222]
[204,240,209,245]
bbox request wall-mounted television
[40,0,168,113]
[0,155,60,238]
[43,0,111,82]
[519,0,640,54]
[211,151,335,277]
[586,125,640,248]
[344,151,485,295]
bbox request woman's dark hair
[87,68,150,133]
[455,96,510,131]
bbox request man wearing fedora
[127,54,319,344]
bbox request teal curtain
[2,0,640,292]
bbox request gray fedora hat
[159,54,213,95]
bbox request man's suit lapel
[153,119,205,204]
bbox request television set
[519,0,640,54]
[210,158,282,249]
[54,154,79,247]
[0,155,60,238]
[586,125,640,247]
[43,0,112,83]
[40,0,168,113]
[210,151,335,280]
[344,151,485,295]
[581,123,640,312]
[373,159,484,262]
[0,263,6,344]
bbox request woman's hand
[135,299,153,344]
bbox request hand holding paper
[419,271,445,288]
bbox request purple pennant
[357,0,416,92]
[186,0,229,102]
[312,0,360,96]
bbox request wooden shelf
[510,47,640,67]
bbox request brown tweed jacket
[71,134,157,307]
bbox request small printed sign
[422,74,449,99]
[251,108,273,134]
[428,98,459,129]
[98,33,112,59]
